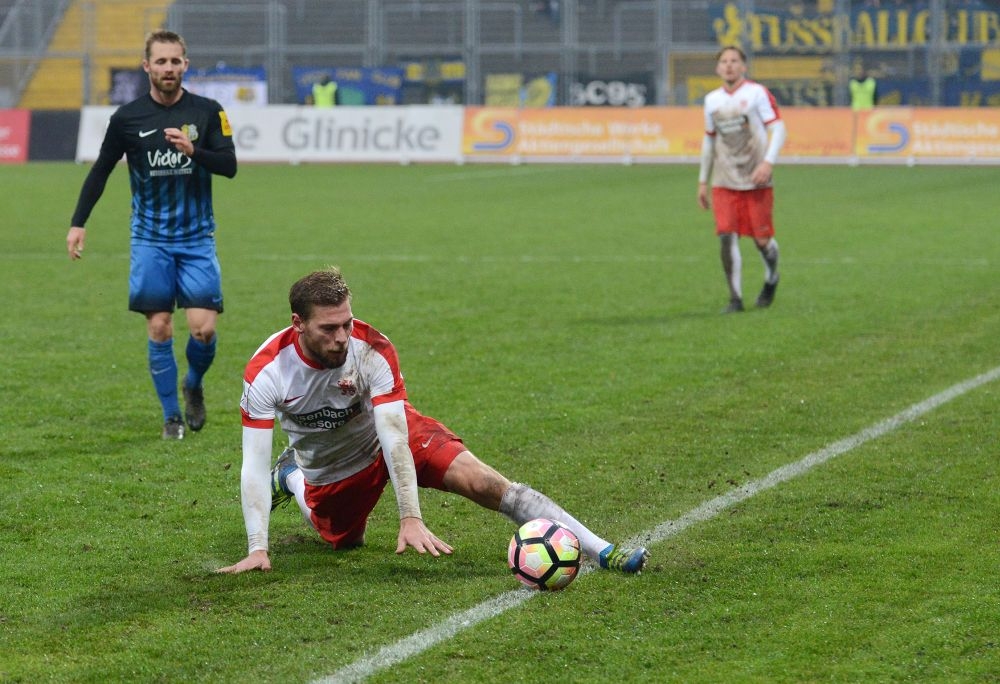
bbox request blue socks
[149,335,216,421]
[148,339,180,420]
[184,335,216,391]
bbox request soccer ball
[507,518,581,591]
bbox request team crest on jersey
[181,123,199,142]
[337,378,357,396]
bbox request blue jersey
[73,89,236,245]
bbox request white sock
[499,482,611,561]
[285,468,312,526]
[758,238,779,284]
[721,233,743,300]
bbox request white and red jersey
[703,79,781,190]
[240,319,406,485]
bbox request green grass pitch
[1,161,998,682]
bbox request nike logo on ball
[139,129,158,138]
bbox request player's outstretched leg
[598,544,650,574]
[498,482,650,574]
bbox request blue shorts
[128,242,224,313]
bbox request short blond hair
[716,45,747,63]
[144,29,187,61]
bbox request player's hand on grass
[217,549,271,574]
[396,516,453,557]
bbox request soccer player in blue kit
[67,30,237,440]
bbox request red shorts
[303,404,466,549]
[712,186,775,239]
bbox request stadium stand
[19,0,169,108]
[0,1,19,22]
[160,0,694,105]
[0,0,66,107]
[3,0,994,110]
[10,0,712,107]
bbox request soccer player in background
[217,267,649,575]
[66,30,237,439]
[697,45,787,313]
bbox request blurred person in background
[850,62,877,111]
[697,45,787,313]
[312,74,338,107]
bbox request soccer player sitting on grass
[217,267,649,575]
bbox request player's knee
[189,327,216,344]
[186,319,216,342]
[185,308,218,342]
[146,313,173,341]
[445,452,510,509]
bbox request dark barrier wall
[29,110,80,161]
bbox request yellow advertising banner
[462,106,1000,162]
[463,107,704,158]
[463,107,855,160]
[780,109,854,158]
[856,107,1000,159]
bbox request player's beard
[300,334,348,369]
[150,72,182,98]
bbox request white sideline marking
[315,365,1000,684]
